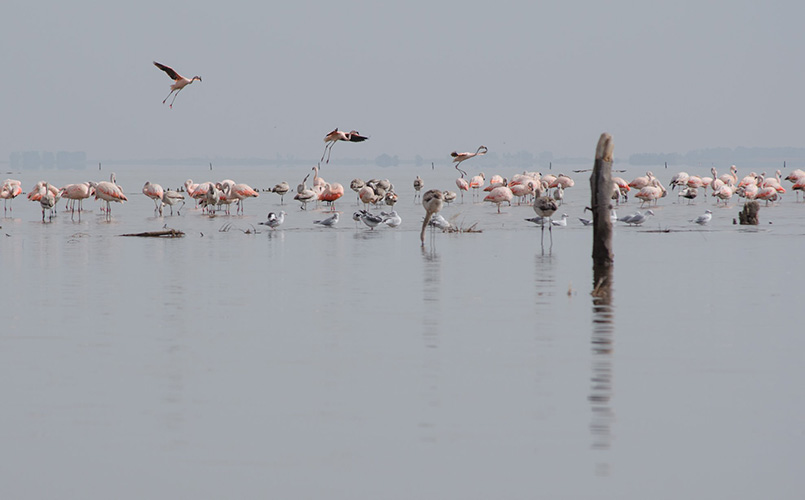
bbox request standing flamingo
[321,128,369,164]
[94,174,127,218]
[420,189,445,245]
[1,179,22,213]
[227,182,260,214]
[142,182,164,213]
[153,61,202,108]
[60,182,94,220]
[451,145,488,176]
[319,183,345,210]
[483,181,513,213]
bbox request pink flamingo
[451,145,488,176]
[319,182,344,210]
[1,179,22,213]
[469,172,485,199]
[153,61,202,108]
[455,176,470,203]
[483,181,513,213]
[549,173,575,189]
[142,182,164,213]
[60,182,94,219]
[321,128,369,164]
[629,171,654,190]
[713,184,734,205]
[94,174,127,218]
[227,182,259,214]
[483,174,505,191]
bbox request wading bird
[153,61,202,108]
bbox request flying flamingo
[420,189,445,245]
[451,145,488,176]
[153,61,202,108]
[321,128,369,164]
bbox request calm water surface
[1,163,803,498]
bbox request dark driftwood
[120,229,185,238]
[739,201,759,225]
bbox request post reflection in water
[533,253,556,309]
[419,247,441,444]
[589,264,615,475]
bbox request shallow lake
[1,162,803,499]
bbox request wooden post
[591,135,614,265]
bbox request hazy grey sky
[2,1,802,162]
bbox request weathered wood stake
[590,133,614,296]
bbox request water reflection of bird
[420,189,445,245]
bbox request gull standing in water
[690,210,712,225]
[381,211,402,228]
[314,212,339,227]
[260,211,286,230]
[359,210,383,230]
[420,189,445,245]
